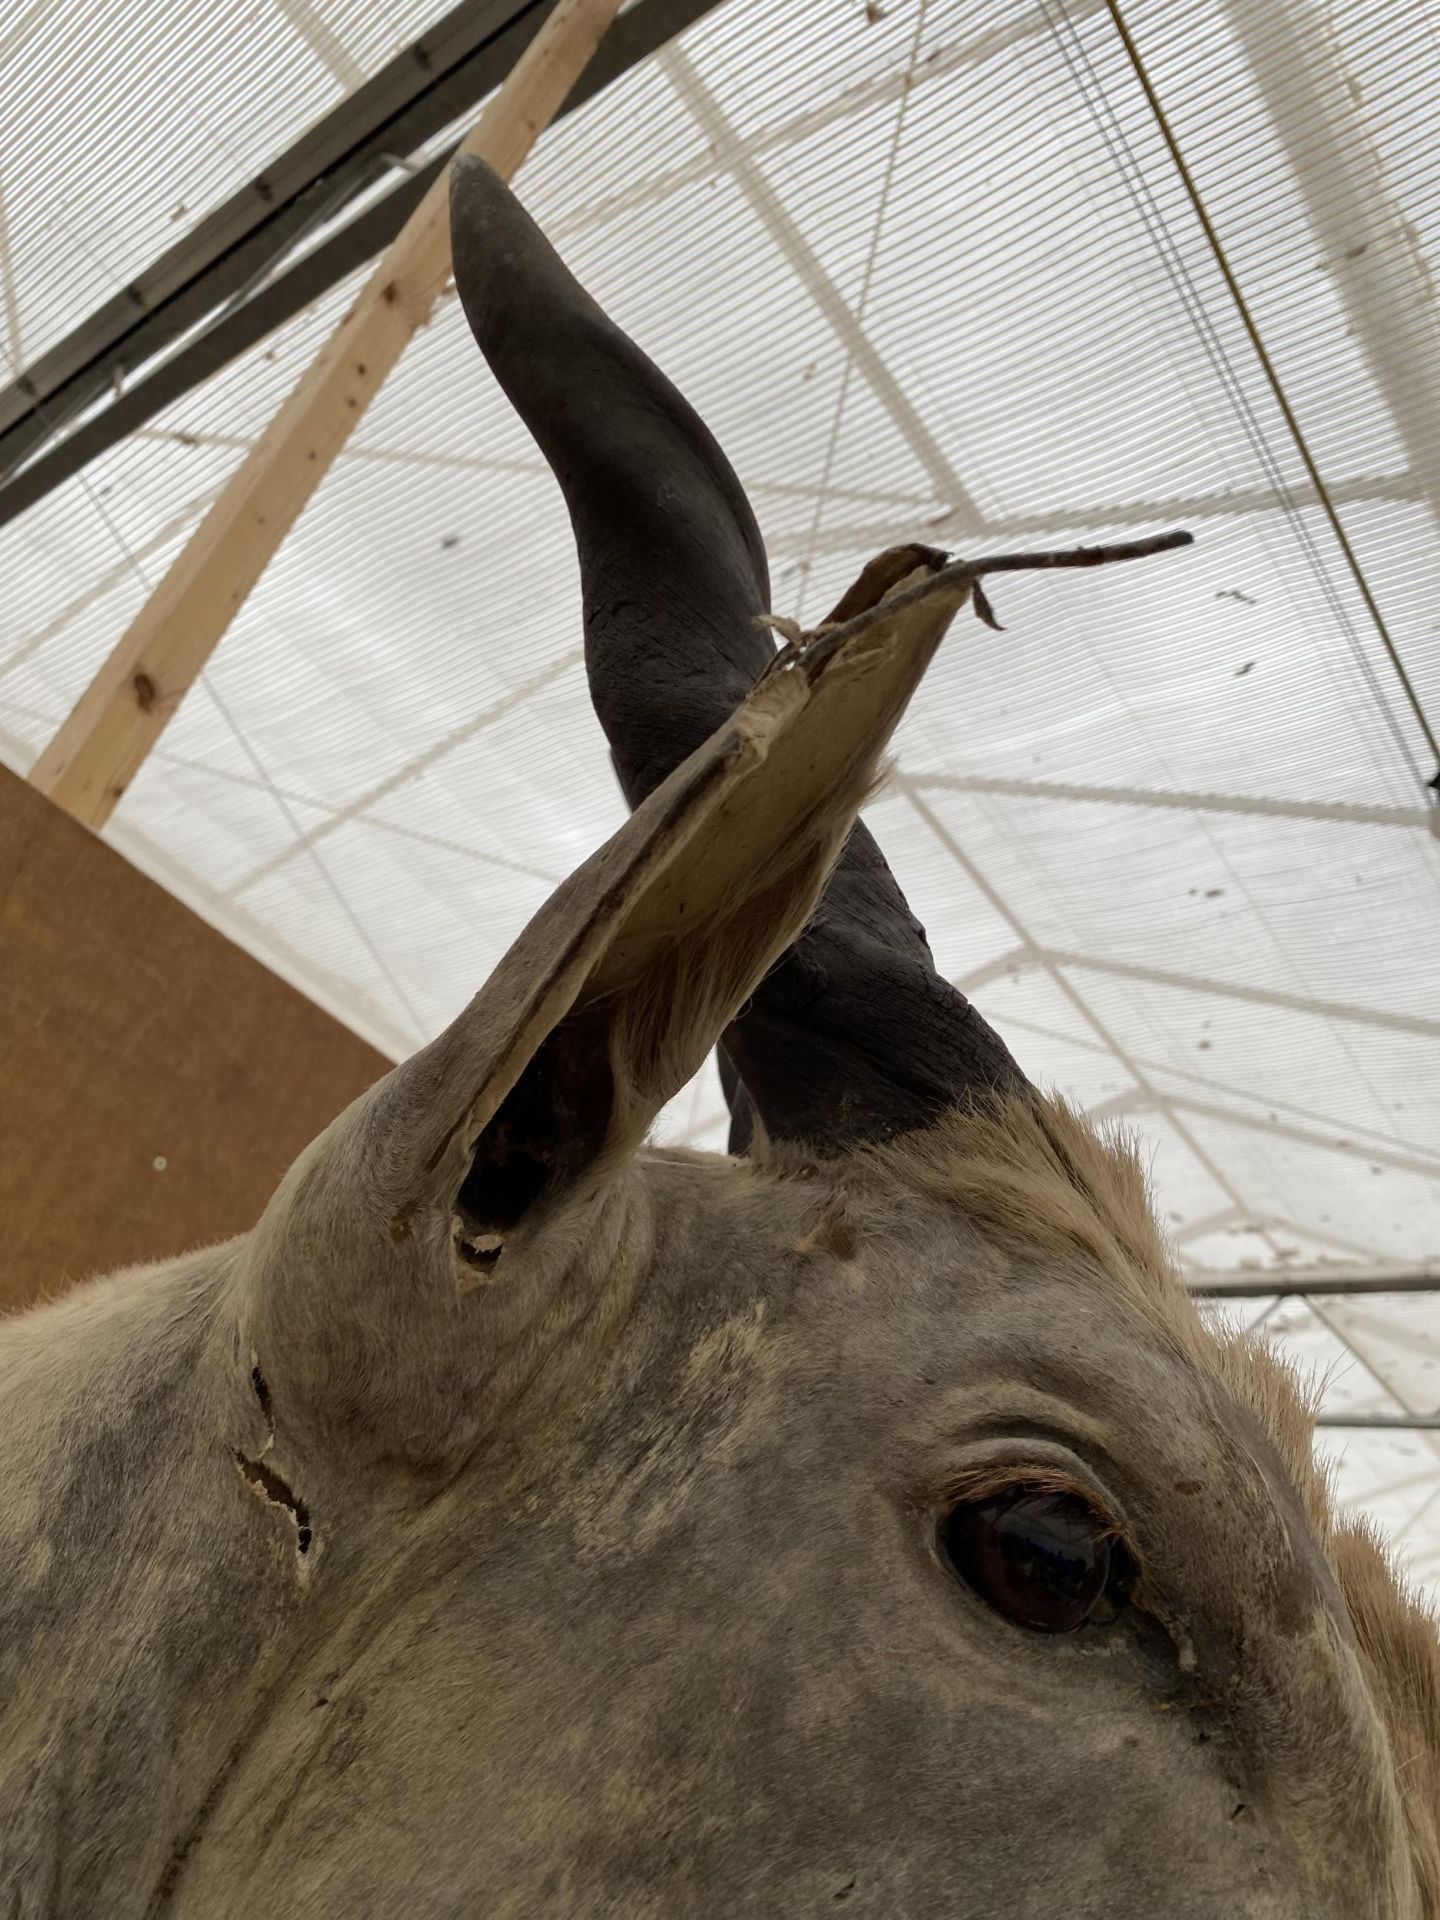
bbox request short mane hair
[867,1093,1440,1913]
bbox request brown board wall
[0,768,393,1313]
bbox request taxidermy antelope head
[1,156,1436,1920]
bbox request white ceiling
[1,0,1438,1588]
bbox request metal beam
[0,171,23,377]
[911,767,1434,836]
[1316,1415,1440,1432]
[1227,1,1440,550]
[0,0,560,477]
[1044,947,1440,1045]
[1128,1092,1440,1185]
[0,164,441,530]
[1189,1269,1440,1299]
[27,0,626,831]
[966,989,1440,1178]
[898,777,1274,1252]
[0,0,725,529]
[760,468,1434,559]
[1174,1207,1392,1268]
[659,42,985,536]
[1102,0,1440,786]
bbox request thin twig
[781,528,1194,668]
[965,527,1194,575]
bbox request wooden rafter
[29,0,624,831]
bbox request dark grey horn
[449,154,1029,1151]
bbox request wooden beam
[29,0,624,831]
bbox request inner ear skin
[456,1011,617,1235]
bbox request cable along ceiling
[0,0,1437,1592]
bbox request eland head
[0,155,1435,1920]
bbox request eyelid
[930,1435,1138,1559]
[947,1461,1104,1511]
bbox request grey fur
[0,162,1427,1920]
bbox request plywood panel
[0,768,391,1312]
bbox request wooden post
[29,0,623,831]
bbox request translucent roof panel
[0,0,447,371]
[0,0,1438,1595]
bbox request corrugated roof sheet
[1,0,1438,1588]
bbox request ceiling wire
[790,0,930,624]
[1037,0,1435,1166]
[2,0,1437,1579]
[1095,0,1440,791]
[1037,0,1419,790]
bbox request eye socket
[938,1486,1134,1634]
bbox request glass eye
[939,1487,1130,1634]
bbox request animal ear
[239,558,967,1466]
[449,153,1030,1155]
[346,550,974,1258]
